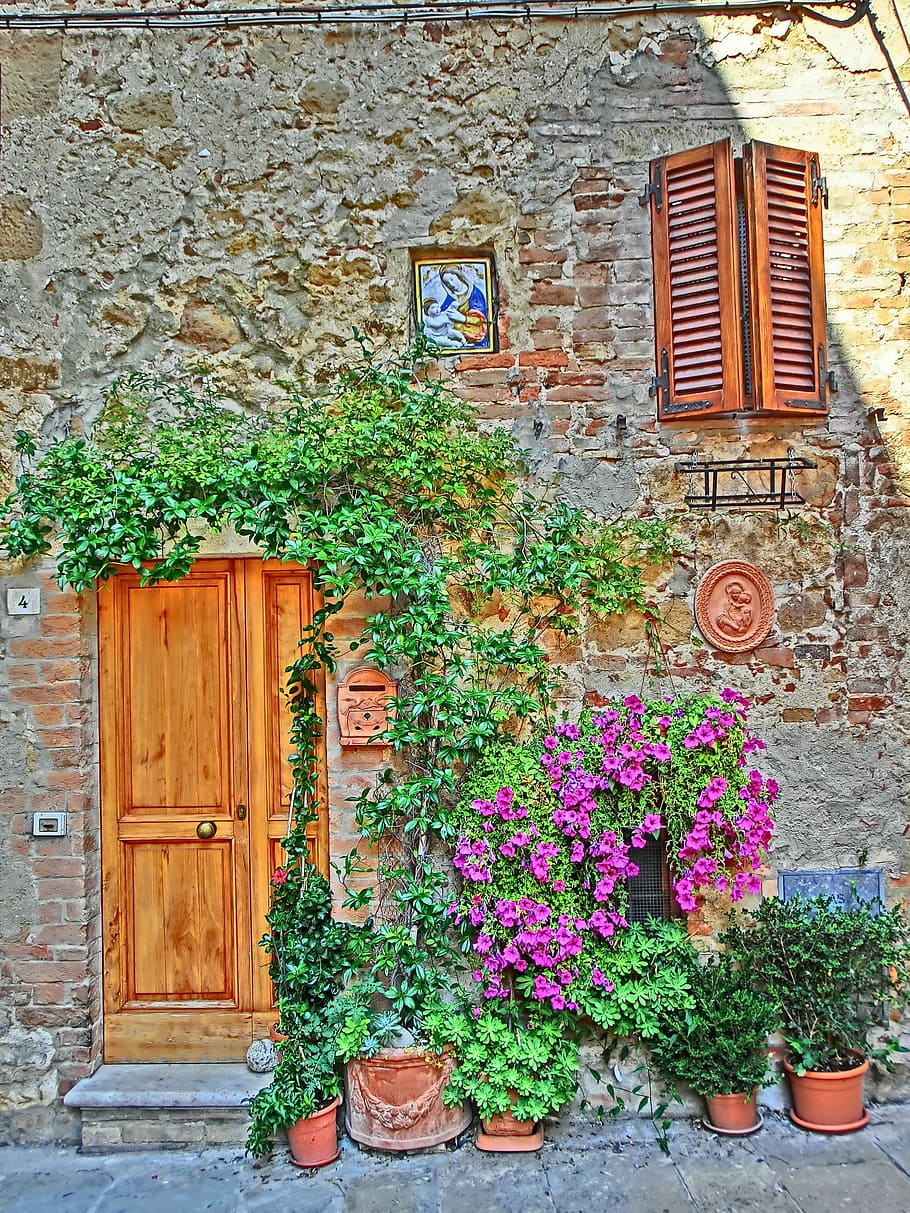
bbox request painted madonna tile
[413,256,496,354]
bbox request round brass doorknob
[196,820,217,840]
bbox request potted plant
[442,999,579,1150]
[650,951,775,1134]
[724,894,910,1132]
[248,854,362,1164]
[246,1000,344,1166]
[334,982,471,1152]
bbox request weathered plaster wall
[2,5,910,1127]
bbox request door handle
[237,804,247,820]
[196,821,217,840]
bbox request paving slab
[0,1164,114,1211]
[342,1158,439,1213]
[542,1151,694,1213]
[772,1160,910,1213]
[438,1159,557,1213]
[673,1156,802,1213]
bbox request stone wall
[2,4,910,1128]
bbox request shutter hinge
[650,348,670,409]
[811,158,828,208]
[639,162,663,212]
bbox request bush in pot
[246,999,345,1166]
[649,951,775,1134]
[247,858,363,1164]
[441,999,579,1150]
[724,894,910,1131]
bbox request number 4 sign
[5,587,40,616]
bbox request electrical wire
[801,0,869,24]
[0,0,868,32]
[888,0,910,56]
[864,1,910,117]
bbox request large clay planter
[345,1047,471,1151]
[784,1054,870,1133]
[703,1089,762,1135]
[286,1095,341,1168]
[476,1090,544,1153]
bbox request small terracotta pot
[286,1095,341,1168]
[784,1054,870,1133]
[477,1090,543,1153]
[268,1023,287,1062]
[704,1089,761,1134]
[481,1102,535,1138]
[345,1047,472,1152]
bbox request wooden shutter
[743,141,829,413]
[648,140,744,420]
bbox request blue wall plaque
[778,868,884,911]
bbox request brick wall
[0,564,100,1140]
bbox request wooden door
[99,559,326,1062]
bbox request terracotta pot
[345,1047,472,1151]
[286,1095,341,1168]
[481,1096,535,1139]
[784,1054,870,1133]
[268,1023,287,1062]
[477,1090,544,1153]
[704,1089,761,1134]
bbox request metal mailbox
[337,667,397,747]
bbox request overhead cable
[0,0,869,32]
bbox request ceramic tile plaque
[694,559,774,653]
[413,255,496,355]
[778,868,884,911]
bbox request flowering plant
[450,690,776,1024]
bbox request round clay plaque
[694,560,775,653]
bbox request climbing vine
[1,338,673,1031]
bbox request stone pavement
[3,1105,910,1213]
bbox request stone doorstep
[64,1063,271,1153]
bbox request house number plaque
[6,587,40,616]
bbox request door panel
[100,558,325,1061]
[126,582,231,811]
[125,840,236,1003]
[245,562,328,1014]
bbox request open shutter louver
[743,142,829,412]
[648,140,744,419]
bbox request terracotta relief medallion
[694,560,775,653]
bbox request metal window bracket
[675,449,817,510]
